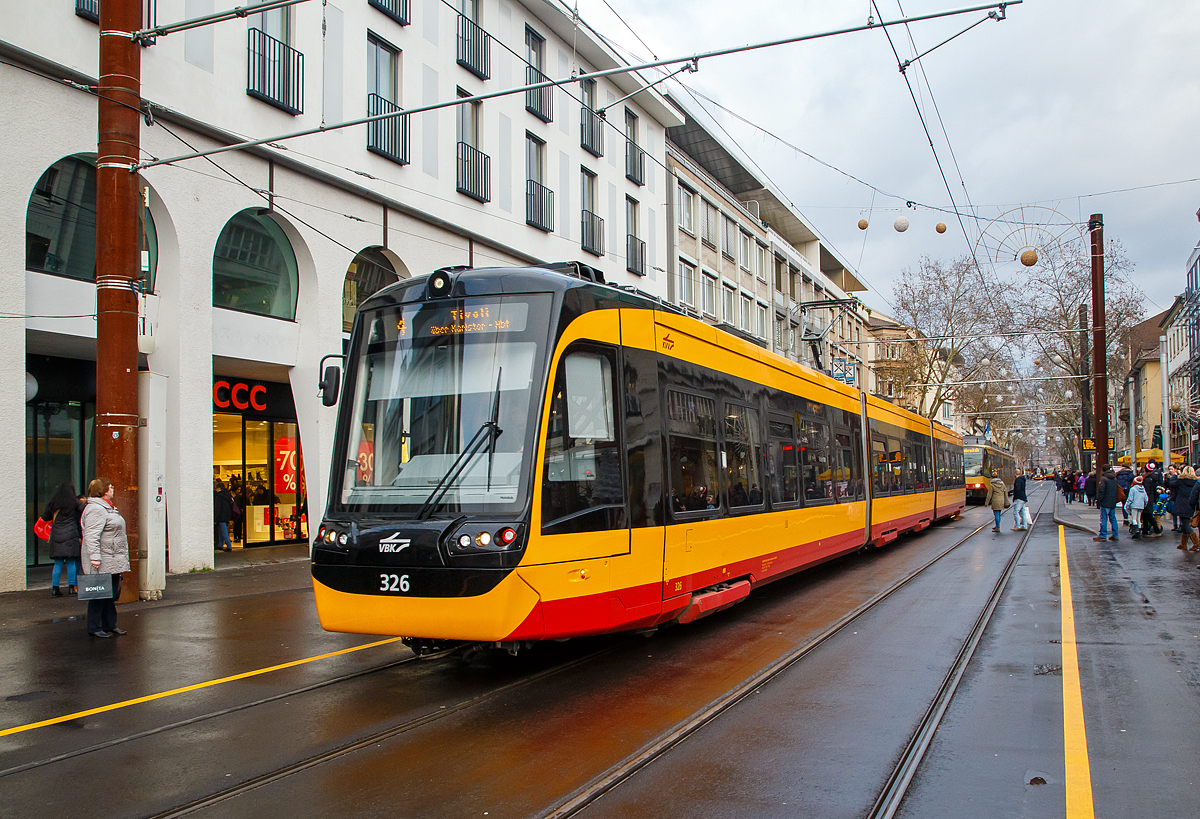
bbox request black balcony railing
[456,15,491,80]
[457,142,491,203]
[367,94,409,166]
[581,210,604,257]
[75,0,99,23]
[581,108,604,157]
[627,234,646,276]
[625,140,645,186]
[247,28,304,115]
[526,180,554,232]
[368,0,410,26]
[525,65,553,123]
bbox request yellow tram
[311,263,966,650]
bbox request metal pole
[1091,214,1110,470]
[97,0,141,602]
[1129,376,1137,472]
[1079,304,1091,472]
[1162,334,1171,466]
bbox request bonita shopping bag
[77,574,114,600]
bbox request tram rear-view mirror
[320,365,341,407]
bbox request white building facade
[2,0,683,591]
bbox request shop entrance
[212,377,308,547]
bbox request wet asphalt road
[3,483,1198,818]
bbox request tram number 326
[380,573,410,593]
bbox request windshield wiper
[414,371,504,521]
[486,368,502,492]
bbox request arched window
[213,209,299,320]
[25,155,159,291]
[343,246,400,332]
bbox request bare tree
[890,255,1011,419]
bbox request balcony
[581,108,604,157]
[526,180,554,233]
[627,234,646,276]
[581,210,604,257]
[247,28,304,115]
[525,65,553,123]
[368,0,410,25]
[367,94,409,166]
[625,140,645,186]
[75,0,99,23]
[456,15,491,80]
[457,142,491,203]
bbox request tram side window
[847,411,865,502]
[667,390,721,513]
[542,349,624,534]
[834,433,855,501]
[872,435,890,495]
[800,417,832,502]
[724,404,763,508]
[887,434,905,492]
[767,417,799,505]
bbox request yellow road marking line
[1059,526,1095,818]
[0,636,405,738]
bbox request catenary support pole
[1091,214,1109,471]
[1129,376,1137,472]
[1079,304,1091,472]
[96,0,141,601]
[1162,334,1171,466]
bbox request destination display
[399,300,530,339]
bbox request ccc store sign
[213,380,268,412]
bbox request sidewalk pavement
[1052,489,1187,543]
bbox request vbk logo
[378,533,411,553]
[661,333,675,351]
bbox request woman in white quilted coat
[80,478,131,638]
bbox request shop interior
[212,412,308,547]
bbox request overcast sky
[579,0,1200,319]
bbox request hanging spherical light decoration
[1064,390,1073,399]
[936,222,947,234]
[1020,248,1039,267]
[858,218,869,230]
[894,216,910,233]
[981,358,991,366]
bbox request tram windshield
[333,294,552,516]
[964,447,985,477]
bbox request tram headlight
[457,534,473,549]
[475,531,492,547]
[338,534,348,546]
[324,529,339,545]
[427,270,453,297]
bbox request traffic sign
[1081,437,1115,451]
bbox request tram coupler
[402,637,466,658]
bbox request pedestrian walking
[1084,471,1097,506]
[1124,476,1149,539]
[1167,466,1181,532]
[80,478,131,638]
[985,469,1009,532]
[1116,464,1134,525]
[1142,461,1165,536]
[1094,464,1119,542]
[1175,467,1200,552]
[40,482,84,597]
[1011,468,1030,530]
[214,481,234,552]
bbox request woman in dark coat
[1084,471,1097,506]
[214,482,234,552]
[1173,467,1198,551]
[41,482,84,597]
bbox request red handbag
[34,518,52,541]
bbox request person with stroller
[1124,475,1149,539]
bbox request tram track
[540,490,1050,819]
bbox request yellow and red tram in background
[311,264,966,650]
[962,435,1017,503]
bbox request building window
[26,155,159,291]
[581,168,602,256]
[756,243,768,281]
[701,200,718,247]
[456,0,490,80]
[757,303,767,339]
[366,34,408,165]
[678,260,696,306]
[942,403,952,421]
[247,7,304,115]
[626,196,645,275]
[344,246,400,332]
[740,294,751,331]
[678,184,695,234]
[702,272,717,316]
[740,232,751,270]
[722,216,736,260]
[580,78,602,156]
[456,89,490,202]
[526,133,552,232]
[624,109,645,186]
[213,209,299,320]
[722,285,736,325]
[524,27,552,122]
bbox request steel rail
[867,486,1051,819]
[538,504,1004,819]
